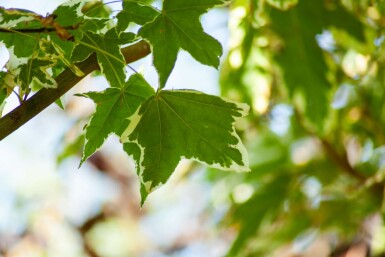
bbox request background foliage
[220,0,385,256]
[1,0,385,256]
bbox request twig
[79,212,106,257]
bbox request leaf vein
[159,95,232,161]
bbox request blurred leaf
[82,1,112,18]
[270,0,365,129]
[227,173,293,256]
[57,134,85,164]
[266,0,298,10]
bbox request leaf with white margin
[121,90,250,202]
[52,0,84,27]
[18,58,57,89]
[139,0,224,87]
[78,74,155,165]
[0,7,37,29]
[117,1,158,31]
[72,29,135,88]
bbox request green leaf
[78,74,155,165]
[0,7,39,30]
[228,174,292,256]
[117,1,158,31]
[103,29,136,45]
[0,33,40,58]
[139,0,223,87]
[79,18,109,33]
[57,134,85,164]
[270,0,365,129]
[267,0,298,10]
[39,38,84,76]
[0,86,7,117]
[0,70,15,90]
[55,97,65,110]
[81,1,112,18]
[121,90,249,201]
[52,0,84,27]
[18,58,57,89]
[72,29,129,87]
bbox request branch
[0,27,76,33]
[319,138,366,181]
[293,108,366,182]
[0,40,151,140]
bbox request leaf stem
[0,40,151,140]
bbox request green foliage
[72,29,133,87]
[78,74,154,165]
[138,0,224,87]
[218,0,385,256]
[117,1,158,29]
[2,0,385,256]
[18,58,57,89]
[121,90,249,201]
[0,0,249,206]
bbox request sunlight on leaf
[139,0,224,87]
[78,74,154,165]
[121,90,249,202]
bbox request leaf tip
[78,158,85,168]
[140,183,149,206]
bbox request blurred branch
[293,108,385,198]
[319,138,366,181]
[79,212,106,257]
[0,40,151,141]
[293,108,365,181]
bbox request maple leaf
[18,58,57,89]
[52,0,84,27]
[1,34,40,58]
[0,7,37,29]
[78,74,154,165]
[0,17,40,58]
[72,28,135,88]
[121,90,250,202]
[117,1,158,31]
[39,38,84,76]
[138,0,224,87]
[270,0,365,129]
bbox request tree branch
[0,40,151,140]
[293,108,366,182]
[0,27,76,33]
[319,138,366,181]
